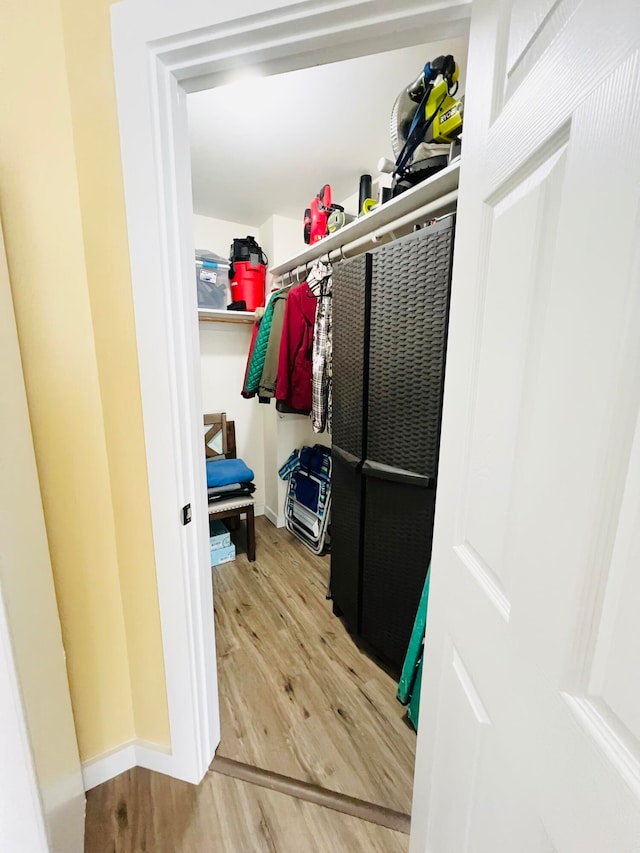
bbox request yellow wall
[59,0,170,749]
[0,0,170,760]
[0,222,85,850]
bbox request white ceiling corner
[188,36,468,227]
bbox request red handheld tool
[303,185,343,245]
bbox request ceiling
[187,36,468,227]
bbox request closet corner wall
[197,214,267,510]
[196,211,329,526]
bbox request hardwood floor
[215,518,416,813]
[84,518,416,851]
[85,766,409,852]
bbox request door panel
[329,454,363,631]
[412,0,640,850]
[361,478,435,670]
[462,145,566,605]
[506,0,560,73]
[368,222,454,477]
[331,253,370,460]
[589,412,640,743]
[330,251,370,631]
[425,639,491,853]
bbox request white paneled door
[411,0,640,851]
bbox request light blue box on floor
[211,542,236,567]
[210,519,231,550]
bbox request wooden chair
[204,413,255,562]
[204,412,230,459]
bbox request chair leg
[246,505,256,562]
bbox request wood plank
[84,519,416,849]
[214,518,416,814]
[211,756,411,834]
[85,766,408,852]
[199,309,255,324]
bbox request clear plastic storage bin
[195,250,230,310]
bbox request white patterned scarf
[309,259,332,433]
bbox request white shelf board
[269,160,460,278]
[198,309,256,325]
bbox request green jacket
[243,290,283,395]
[258,290,288,398]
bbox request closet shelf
[270,160,460,282]
[199,309,256,325]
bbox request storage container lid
[195,249,229,265]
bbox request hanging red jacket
[276,282,317,414]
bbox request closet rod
[274,189,458,286]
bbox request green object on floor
[407,655,424,729]
[397,565,431,730]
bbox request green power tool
[389,54,463,195]
[327,209,356,234]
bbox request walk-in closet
[188,35,467,825]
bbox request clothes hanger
[278,267,301,292]
[307,254,333,297]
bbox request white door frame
[111,0,471,786]
[0,581,51,852]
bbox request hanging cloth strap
[397,564,431,728]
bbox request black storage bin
[329,216,455,671]
[329,451,364,630]
[361,477,436,670]
[331,253,371,459]
[367,219,454,479]
[330,253,371,631]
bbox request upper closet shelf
[198,308,256,324]
[270,160,460,283]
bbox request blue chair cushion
[206,458,254,488]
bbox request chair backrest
[204,412,237,459]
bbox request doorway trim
[110,0,471,788]
[0,583,50,851]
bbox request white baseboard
[135,739,174,777]
[82,739,173,791]
[263,505,277,526]
[42,771,85,853]
[82,742,137,791]
[254,504,265,517]
[264,505,285,528]
[42,770,84,812]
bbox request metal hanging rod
[270,160,460,286]
[274,189,457,286]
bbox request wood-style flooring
[85,766,408,852]
[214,518,416,814]
[84,518,415,851]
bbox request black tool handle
[358,174,372,216]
